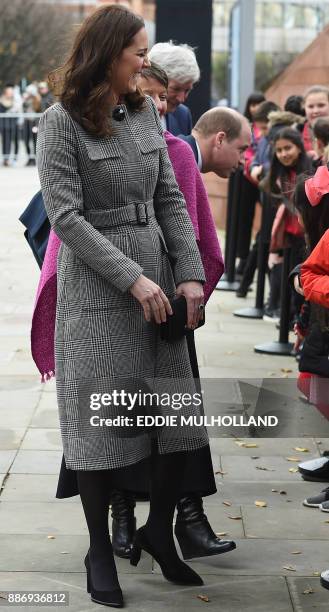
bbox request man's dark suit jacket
[166,103,192,136]
[178,133,199,165]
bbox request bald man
[179,107,251,177]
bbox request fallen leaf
[47,535,55,539]
[228,515,242,520]
[289,468,298,473]
[256,466,275,471]
[235,441,259,448]
[222,500,232,507]
[324,520,329,524]
[317,441,322,444]
[225,351,235,356]
[255,500,267,508]
[313,571,320,576]
[293,447,309,452]
[251,456,260,459]
[286,457,301,462]
[302,587,314,595]
[290,551,302,555]
[216,532,227,537]
[268,372,276,376]
[279,490,287,495]
[60,551,69,554]
[283,565,296,572]
[215,470,227,475]
[272,489,278,492]
[197,595,210,603]
[281,368,293,373]
[281,373,289,378]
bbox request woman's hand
[294,274,304,296]
[130,275,172,324]
[176,281,204,329]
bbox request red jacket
[301,229,329,308]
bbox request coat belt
[83,200,155,227]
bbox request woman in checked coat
[36,5,215,608]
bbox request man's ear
[215,131,226,148]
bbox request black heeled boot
[111,490,136,559]
[130,526,203,586]
[175,494,236,560]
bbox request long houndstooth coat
[36,96,209,470]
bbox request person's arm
[301,230,329,308]
[147,98,205,287]
[36,104,143,293]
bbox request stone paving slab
[20,428,62,451]
[210,437,319,457]
[220,455,304,481]
[287,577,329,610]
[206,481,325,507]
[1,474,79,503]
[0,573,294,612]
[0,429,26,450]
[29,402,60,429]
[0,451,17,473]
[0,501,149,536]
[241,506,329,540]
[9,450,62,474]
[180,539,329,577]
[0,534,152,573]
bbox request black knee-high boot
[77,470,123,608]
[130,448,203,586]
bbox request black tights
[77,470,119,591]
[77,445,187,589]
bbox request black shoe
[298,454,329,482]
[111,489,136,559]
[175,494,236,560]
[235,287,248,298]
[84,552,123,608]
[130,526,203,586]
[25,158,36,166]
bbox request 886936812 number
[0,592,69,606]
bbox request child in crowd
[313,117,329,164]
[302,85,329,157]
[292,167,329,592]
[263,128,313,321]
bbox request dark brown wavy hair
[49,5,146,136]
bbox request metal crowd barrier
[0,113,42,165]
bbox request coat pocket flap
[85,138,122,160]
[138,135,167,154]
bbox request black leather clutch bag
[160,296,205,343]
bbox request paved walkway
[1,167,329,611]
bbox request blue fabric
[250,136,271,174]
[166,104,193,136]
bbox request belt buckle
[135,202,148,225]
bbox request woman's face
[249,101,262,119]
[111,27,149,97]
[305,92,329,126]
[275,138,301,167]
[138,75,168,117]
